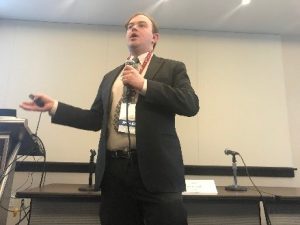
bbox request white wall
[0,19,299,225]
[281,35,300,186]
[0,20,294,168]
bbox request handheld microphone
[224,149,239,156]
[123,59,139,100]
[125,59,139,69]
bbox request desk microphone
[224,148,247,192]
[224,149,239,156]
[78,149,96,192]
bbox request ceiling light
[241,0,251,5]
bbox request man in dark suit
[21,13,199,225]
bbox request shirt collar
[129,52,152,65]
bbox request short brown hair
[125,12,159,34]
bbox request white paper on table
[182,180,218,195]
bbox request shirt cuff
[49,100,58,116]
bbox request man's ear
[152,33,160,46]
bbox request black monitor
[0,116,44,156]
[0,109,16,117]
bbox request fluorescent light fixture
[241,0,251,5]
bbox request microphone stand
[78,149,96,192]
[225,154,247,191]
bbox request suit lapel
[110,65,124,83]
[105,65,124,96]
[104,65,124,113]
[144,55,164,80]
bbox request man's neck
[130,51,145,58]
[130,47,153,57]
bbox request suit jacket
[52,55,199,193]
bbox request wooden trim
[15,161,297,177]
[184,165,296,177]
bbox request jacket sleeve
[144,60,199,117]
[51,83,104,131]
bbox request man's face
[126,15,159,53]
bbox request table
[16,184,300,225]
